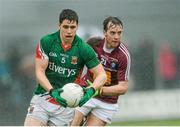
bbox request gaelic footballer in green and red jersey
[35,31,100,95]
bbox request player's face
[104,22,123,49]
[59,19,78,44]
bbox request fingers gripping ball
[61,83,84,108]
[49,88,67,107]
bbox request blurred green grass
[109,119,180,126]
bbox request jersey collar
[55,30,79,51]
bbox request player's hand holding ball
[86,80,102,97]
[49,88,67,107]
[79,86,95,107]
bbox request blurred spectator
[0,61,11,114]
[132,39,155,90]
[2,37,36,125]
[158,43,177,88]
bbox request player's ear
[104,30,107,37]
[58,23,61,29]
[103,30,106,34]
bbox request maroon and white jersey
[85,37,131,104]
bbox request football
[61,83,84,108]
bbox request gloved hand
[86,80,101,97]
[79,87,95,107]
[49,88,67,107]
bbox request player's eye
[62,25,76,30]
[63,25,69,29]
[110,32,115,36]
[70,26,76,29]
[118,31,122,35]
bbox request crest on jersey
[110,62,118,70]
[71,56,78,65]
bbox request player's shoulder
[73,35,88,49]
[86,36,104,47]
[73,35,93,54]
[118,42,131,59]
[74,34,84,44]
[40,31,58,43]
[118,42,130,52]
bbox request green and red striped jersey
[34,30,100,94]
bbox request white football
[61,83,84,108]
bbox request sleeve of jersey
[82,44,100,69]
[36,39,49,60]
[118,47,131,81]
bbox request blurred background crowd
[0,0,180,125]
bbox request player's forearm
[36,70,53,92]
[89,64,107,90]
[101,81,128,96]
[92,73,107,90]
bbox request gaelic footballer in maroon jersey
[72,16,131,126]
[85,37,130,104]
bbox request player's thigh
[71,110,84,126]
[24,116,46,126]
[50,107,74,126]
[24,95,54,125]
[91,107,117,124]
[72,99,95,126]
[91,98,118,124]
[85,113,106,126]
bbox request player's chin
[112,43,119,48]
[65,37,74,41]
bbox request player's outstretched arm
[101,81,128,96]
[89,63,107,90]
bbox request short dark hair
[103,16,123,31]
[59,9,78,24]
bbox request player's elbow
[120,88,128,95]
[117,82,128,95]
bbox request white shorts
[25,94,74,126]
[76,98,118,124]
